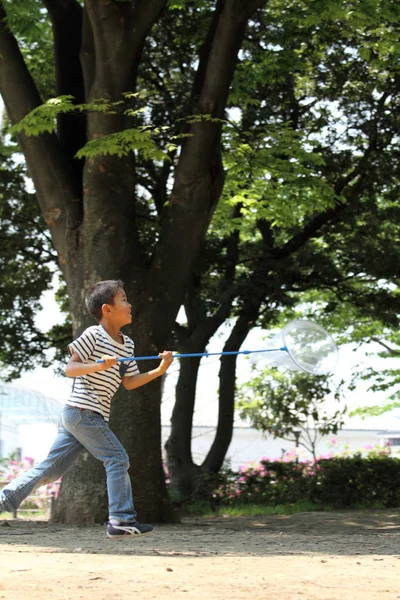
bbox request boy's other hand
[98,355,118,370]
[158,351,174,373]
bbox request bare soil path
[1,510,399,600]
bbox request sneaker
[106,520,153,539]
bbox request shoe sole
[106,530,153,540]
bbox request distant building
[2,382,400,470]
[162,413,400,470]
[0,383,63,460]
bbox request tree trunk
[164,356,203,501]
[203,311,257,473]
[110,383,180,523]
[51,454,108,523]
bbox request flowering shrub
[209,444,400,510]
[212,459,312,506]
[0,455,61,514]
[162,460,170,486]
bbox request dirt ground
[0,510,399,600]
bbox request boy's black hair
[85,280,124,321]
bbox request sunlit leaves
[10,94,172,161]
[76,128,168,161]
[11,95,77,135]
[220,122,337,235]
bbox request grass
[184,499,322,518]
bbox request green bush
[309,455,400,508]
[211,453,400,510]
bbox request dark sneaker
[106,520,153,539]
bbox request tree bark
[43,0,86,184]
[165,206,241,499]
[0,4,82,269]
[164,354,203,500]
[203,308,260,473]
[51,453,108,523]
[147,0,267,340]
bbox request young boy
[0,280,174,538]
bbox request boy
[0,280,174,538]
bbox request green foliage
[10,96,78,135]
[310,454,400,508]
[10,94,178,161]
[75,128,168,161]
[185,500,318,518]
[0,138,58,379]
[3,0,48,40]
[220,122,338,235]
[237,368,347,458]
[45,280,73,373]
[2,0,55,100]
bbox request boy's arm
[65,352,117,378]
[122,351,174,391]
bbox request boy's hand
[158,350,174,373]
[97,355,117,370]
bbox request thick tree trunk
[51,454,107,523]
[110,383,180,523]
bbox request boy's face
[103,288,132,326]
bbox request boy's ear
[101,303,112,316]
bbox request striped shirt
[66,325,140,421]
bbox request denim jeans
[0,405,136,523]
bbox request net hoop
[282,319,338,375]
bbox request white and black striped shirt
[66,325,140,421]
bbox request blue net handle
[96,347,288,363]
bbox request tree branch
[42,0,86,184]
[147,1,266,339]
[0,2,83,266]
[203,299,262,473]
[84,0,167,99]
[270,200,347,260]
[268,100,391,262]
[371,337,400,357]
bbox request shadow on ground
[1,510,399,558]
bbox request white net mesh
[249,319,338,375]
[282,320,338,375]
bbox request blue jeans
[0,406,136,523]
